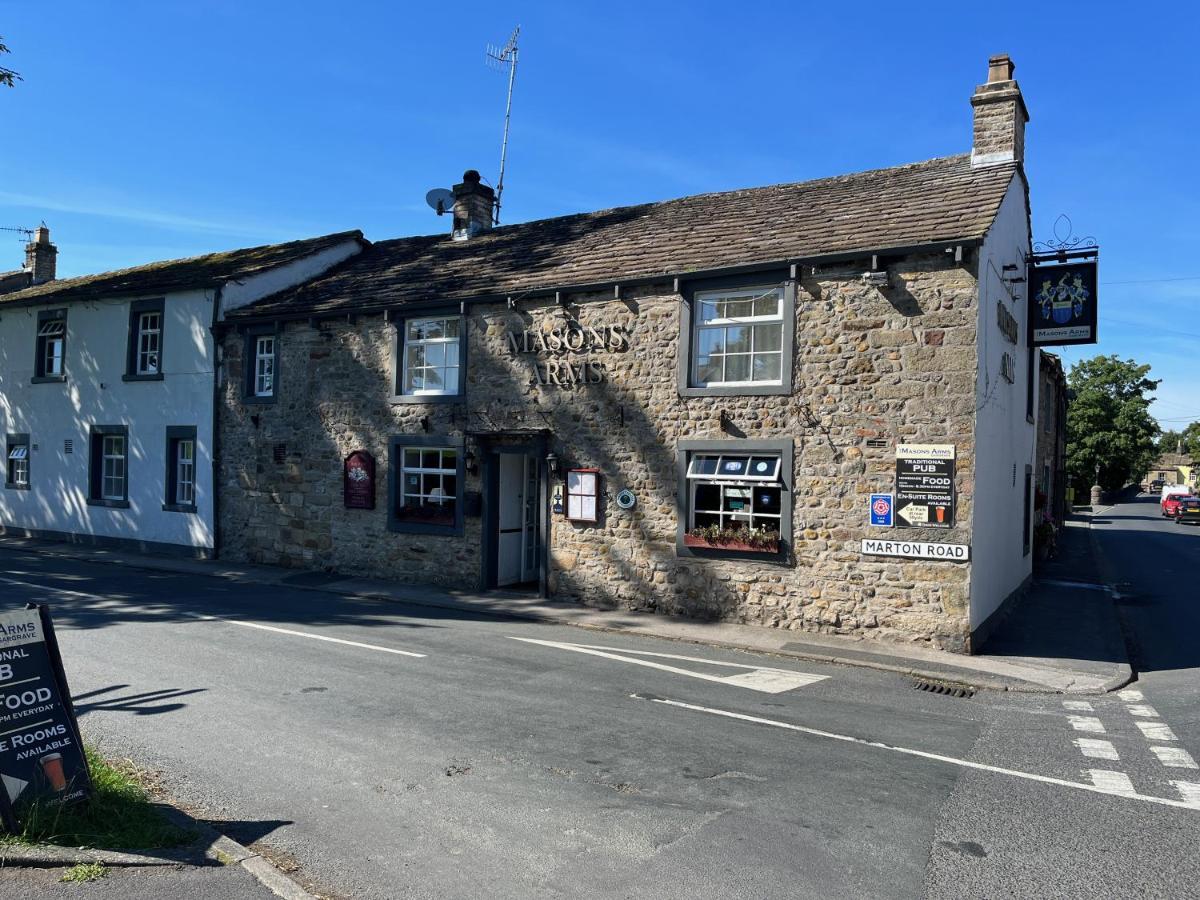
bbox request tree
[1157,429,1183,456]
[0,35,20,88]
[1183,421,1200,460]
[1066,355,1160,494]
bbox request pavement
[0,517,1131,695]
[0,505,1192,899]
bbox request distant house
[0,229,364,555]
[1034,352,1067,522]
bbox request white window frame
[175,438,195,505]
[38,319,65,377]
[401,317,462,396]
[685,452,784,533]
[254,335,275,397]
[136,310,162,375]
[7,444,28,487]
[101,435,126,501]
[691,286,784,388]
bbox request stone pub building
[219,56,1038,653]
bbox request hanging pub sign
[0,605,92,832]
[343,451,376,510]
[1028,256,1099,347]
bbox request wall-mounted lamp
[250,414,261,429]
[546,452,560,478]
[465,449,478,476]
[420,416,430,433]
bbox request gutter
[209,285,223,560]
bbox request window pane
[421,450,440,469]
[724,299,753,319]
[718,456,749,477]
[689,455,720,476]
[698,300,720,323]
[749,457,780,479]
[422,367,444,390]
[753,323,782,352]
[724,353,751,382]
[724,326,751,354]
[695,356,722,384]
[444,342,460,367]
[443,318,460,339]
[693,483,721,510]
[406,369,424,392]
[423,343,445,368]
[697,328,725,356]
[753,352,782,382]
[755,486,782,513]
[406,344,426,369]
[442,474,457,500]
[692,511,720,529]
[753,292,781,317]
[723,487,752,512]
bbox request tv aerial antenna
[486,25,520,225]
[0,225,33,243]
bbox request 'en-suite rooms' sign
[507,324,628,386]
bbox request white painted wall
[219,239,361,317]
[970,175,1036,630]
[0,288,218,550]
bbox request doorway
[496,452,540,587]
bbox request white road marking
[510,637,827,693]
[0,573,426,659]
[1127,704,1159,718]
[1172,781,1200,809]
[1151,747,1198,769]
[1088,770,1137,797]
[1136,721,1178,742]
[629,694,1200,811]
[1068,716,1106,734]
[1062,700,1094,712]
[1117,689,1144,702]
[1073,738,1119,760]
[192,615,426,658]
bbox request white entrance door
[497,454,538,587]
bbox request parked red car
[1163,494,1195,517]
[1175,498,1200,526]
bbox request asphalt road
[0,530,1195,899]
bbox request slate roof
[0,231,364,307]
[231,154,1018,321]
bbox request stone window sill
[4,483,30,491]
[389,393,465,406]
[87,498,130,509]
[162,503,197,513]
[123,372,165,382]
[31,375,66,385]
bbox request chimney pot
[987,54,1016,84]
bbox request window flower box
[684,527,780,554]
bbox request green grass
[1,746,194,850]
[60,862,108,883]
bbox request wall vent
[63,439,73,454]
[273,444,287,464]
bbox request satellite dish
[425,188,455,216]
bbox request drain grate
[912,677,976,698]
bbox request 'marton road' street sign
[861,539,970,561]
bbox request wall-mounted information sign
[895,444,955,528]
[565,469,600,522]
[343,451,376,510]
[1028,257,1099,347]
[0,606,92,832]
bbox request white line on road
[1073,738,1119,760]
[629,694,1200,811]
[1088,770,1138,797]
[510,637,827,693]
[1136,721,1178,742]
[1117,689,1144,702]
[1068,716,1106,734]
[190,615,426,658]
[1127,704,1159,718]
[1062,701,1094,712]
[1171,781,1200,809]
[1151,747,1198,769]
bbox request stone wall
[218,250,981,650]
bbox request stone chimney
[970,54,1029,168]
[24,225,57,284]
[451,170,495,241]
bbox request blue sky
[1,2,1197,426]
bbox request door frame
[479,435,548,596]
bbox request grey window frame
[124,298,166,381]
[33,309,68,383]
[387,434,465,535]
[676,438,793,560]
[163,425,198,513]
[88,425,130,508]
[5,433,30,490]
[242,324,279,404]
[678,272,795,398]
[390,311,468,404]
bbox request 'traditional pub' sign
[0,605,92,831]
[343,451,376,510]
[895,444,955,528]
[1028,256,1099,347]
